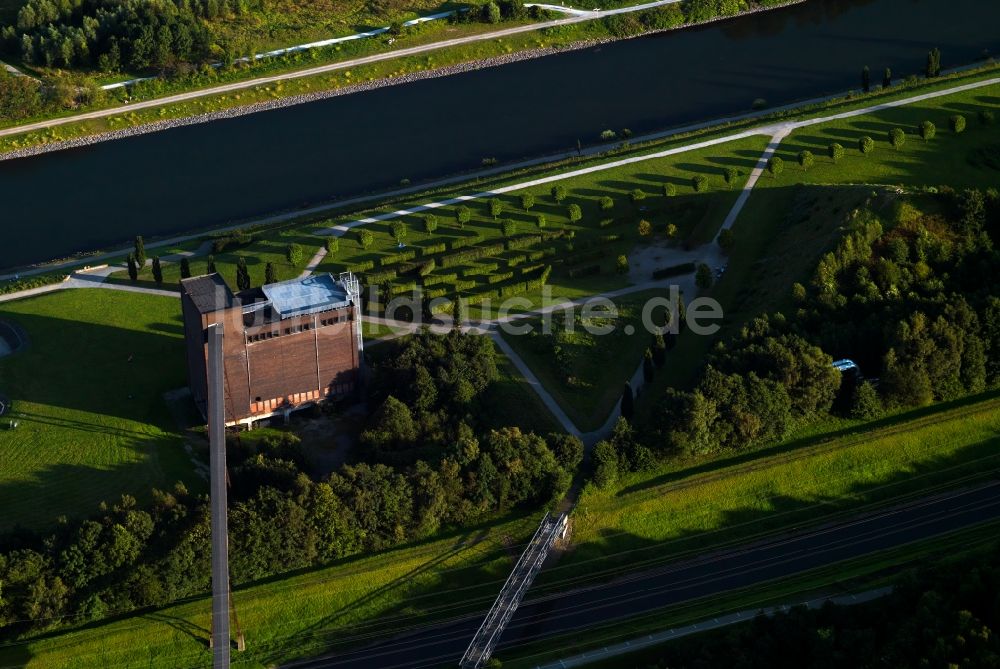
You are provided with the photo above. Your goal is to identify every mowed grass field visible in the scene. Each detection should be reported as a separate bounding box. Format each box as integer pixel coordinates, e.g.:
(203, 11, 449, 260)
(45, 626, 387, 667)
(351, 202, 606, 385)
(0, 289, 197, 531)
(562, 393, 1000, 578)
(0, 514, 539, 669)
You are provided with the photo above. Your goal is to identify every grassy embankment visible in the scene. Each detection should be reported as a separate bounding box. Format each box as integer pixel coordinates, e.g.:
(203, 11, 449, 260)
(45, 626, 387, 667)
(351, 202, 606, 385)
(0, 290, 198, 531)
(3, 387, 997, 668)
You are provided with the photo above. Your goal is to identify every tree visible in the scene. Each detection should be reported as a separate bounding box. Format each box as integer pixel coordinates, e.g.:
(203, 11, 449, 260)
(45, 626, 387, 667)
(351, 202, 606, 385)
(151, 257, 162, 284)
(638, 219, 652, 236)
(695, 262, 713, 288)
(551, 184, 567, 203)
(850, 381, 882, 420)
(501, 219, 517, 237)
(483, 0, 501, 23)
(536, 214, 547, 229)
(599, 196, 614, 211)
(798, 150, 814, 170)
(663, 183, 677, 197)
(643, 348, 655, 383)
(620, 382, 634, 420)
(236, 256, 251, 291)
(616, 254, 629, 274)
(631, 188, 646, 203)
(489, 198, 503, 220)
(520, 193, 534, 212)
(919, 120, 936, 140)
(859, 135, 874, 155)
(180, 257, 191, 279)
(423, 215, 438, 234)
(882, 67, 891, 89)
(692, 175, 708, 192)
(390, 221, 407, 245)
(950, 114, 966, 134)
(591, 440, 619, 489)
(926, 47, 941, 77)
(861, 65, 870, 93)
(666, 223, 678, 238)
(567, 203, 582, 223)
(264, 262, 277, 285)
(766, 156, 784, 177)
(133, 235, 146, 269)
(828, 142, 844, 163)
(286, 243, 304, 266)
(359, 229, 374, 249)
(718, 228, 735, 252)
(456, 205, 471, 228)
(888, 127, 906, 150)
(452, 296, 466, 330)
(126, 254, 138, 281)
(206, 255, 216, 273)
(723, 167, 739, 187)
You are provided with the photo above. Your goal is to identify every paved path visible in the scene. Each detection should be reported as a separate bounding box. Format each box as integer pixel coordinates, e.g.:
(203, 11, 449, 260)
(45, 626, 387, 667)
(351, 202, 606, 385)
(285, 482, 1000, 668)
(532, 587, 893, 668)
(0, 0, 683, 141)
(300, 247, 329, 278)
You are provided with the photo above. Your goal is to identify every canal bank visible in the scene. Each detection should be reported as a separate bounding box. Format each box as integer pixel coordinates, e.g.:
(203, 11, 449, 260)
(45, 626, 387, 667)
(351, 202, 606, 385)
(1, 0, 998, 270)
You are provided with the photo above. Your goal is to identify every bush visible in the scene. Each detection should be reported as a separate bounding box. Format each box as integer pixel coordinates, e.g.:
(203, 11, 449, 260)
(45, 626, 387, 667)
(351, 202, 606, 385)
(950, 114, 966, 133)
(423, 215, 438, 234)
(919, 120, 936, 140)
(591, 440, 619, 489)
(501, 219, 517, 237)
(536, 213, 547, 229)
(888, 127, 906, 150)
(850, 381, 882, 420)
(421, 242, 447, 256)
(551, 184, 567, 202)
(358, 229, 374, 249)
(286, 243, 304, 267)
(692, 175, 709, 192)
(980, 110, 996, 126)
(724, 167, 739, 186)
(631, 188, 646, 203)
(663, 183, 677, 197)
(859, 135, 875, 155)
(798, 150, 814, 170)
(616, 254, 629, 274)
(325, 237, 339, 254)
(766, 156, 783, 176)
(695, 262, 713, 288)
(718, 228, 735, 252)
(567, 203, 583, 223)
(828, 143, 845, 163)
(600, 196, 615, 211)
(638, 219, 652, 236)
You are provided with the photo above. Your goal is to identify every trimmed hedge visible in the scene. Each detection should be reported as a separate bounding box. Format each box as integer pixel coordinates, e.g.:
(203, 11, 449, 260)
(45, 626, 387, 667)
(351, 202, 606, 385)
(506, 234, 542, 251)
(417, 260, 436, 277)
(448, 235, 484, 251)
(487, 272, 515, 285)
(507, 254, 527, 268)
(379, 250, 417, 267)
(348, 260, 375, 273)
(651, 262, 696, 279)
(366, 269, 397, 284)
(461, 263, 499, 277)
(424, 273, 458, 286)
(439, 242, 505, 268)
(421, 242, 447, 256)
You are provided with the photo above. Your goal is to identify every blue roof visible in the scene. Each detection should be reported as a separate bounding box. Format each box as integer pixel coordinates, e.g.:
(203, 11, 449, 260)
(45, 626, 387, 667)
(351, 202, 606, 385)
(260, 274, 352, 319)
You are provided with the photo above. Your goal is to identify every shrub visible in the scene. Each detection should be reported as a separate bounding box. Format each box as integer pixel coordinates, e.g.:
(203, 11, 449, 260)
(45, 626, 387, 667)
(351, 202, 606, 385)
(421, 242, 447, 256)
(859, 135, 875, 155)
(599, 196, 614, 211)
(391, 221, 407, 244)
(424, 272, 457, 286)
(520, 192, 535, 212)
(358, 229, 374, 249)
(592, 441, 619, 489)
(423, 215, 438, 234)
(599, 218, 617, 229)
(600, 129, 617, 140)
(325, 237, 339, 254)
(417, 261, 436, 277)
(980, 110, 996, 126)
(850, 381, 882, 420)
(487, 272, 514, 284)
(766, 156, 783, 176)
(663, 183, 677, 197)
(692, 175, 709, 192)
(695, 262, 713, 288)
(638, 219, 652, 236)
(665, 223, 678, 238)
(828, 143, 844, 163)
(888, 127, 906, 150)
(286, 243, 304, 267)
(501, 219, 517, 237)
(567, 203, 583, 223)
(456, 205, 472, 228)
(798, 150, 814, 170)
(718, 228, 735, 252)
(506, 234, 542, 251)
(919, 120, 936, 140)
(347, 260, 374, 273)
(551, 184, 567, 203)
(616, 254, 629, 274)
(631, 188, 646, 203)
(949, 114, 966, 133)
(723, 167, 739, 186)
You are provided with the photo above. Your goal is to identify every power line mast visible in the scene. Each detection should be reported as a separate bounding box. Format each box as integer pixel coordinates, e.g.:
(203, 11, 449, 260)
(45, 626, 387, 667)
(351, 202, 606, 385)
(207, 323, 231, 668)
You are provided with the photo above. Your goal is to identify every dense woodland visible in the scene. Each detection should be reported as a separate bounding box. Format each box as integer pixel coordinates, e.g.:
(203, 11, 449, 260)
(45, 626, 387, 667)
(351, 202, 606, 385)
(0, 332, 580, 637)
(632, 546, 1000, 668)
(592, 187, 1000, 482)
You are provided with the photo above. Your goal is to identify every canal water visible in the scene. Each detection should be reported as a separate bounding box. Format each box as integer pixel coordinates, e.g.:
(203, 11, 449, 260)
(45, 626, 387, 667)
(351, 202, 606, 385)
(2, 0, 998, 269)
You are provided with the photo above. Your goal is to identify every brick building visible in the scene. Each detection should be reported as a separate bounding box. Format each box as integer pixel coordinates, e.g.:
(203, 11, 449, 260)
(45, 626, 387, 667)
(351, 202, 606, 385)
(180, 272, 362, 426)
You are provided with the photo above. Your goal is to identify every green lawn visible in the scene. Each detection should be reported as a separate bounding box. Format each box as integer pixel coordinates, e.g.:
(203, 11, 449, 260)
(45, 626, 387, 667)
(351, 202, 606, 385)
(0, 513, 538, 669)
(500, 288, 676, 432)
(561, 393, 1000, 579)
(0, 289, 197, 531)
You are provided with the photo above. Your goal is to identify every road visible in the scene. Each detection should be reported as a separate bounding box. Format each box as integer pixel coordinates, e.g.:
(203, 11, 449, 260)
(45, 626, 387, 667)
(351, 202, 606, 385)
(0, 0, 682, 141)
(283, 481, 1000, 668)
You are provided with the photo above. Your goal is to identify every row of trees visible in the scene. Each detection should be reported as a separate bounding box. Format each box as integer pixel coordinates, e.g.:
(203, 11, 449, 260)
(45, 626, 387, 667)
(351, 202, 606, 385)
(0, 331, 581, 636)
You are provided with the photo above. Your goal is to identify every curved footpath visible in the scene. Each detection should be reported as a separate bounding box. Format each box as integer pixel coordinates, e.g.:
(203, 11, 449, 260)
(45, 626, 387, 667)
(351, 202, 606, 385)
(284, 482, 1000, 668)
